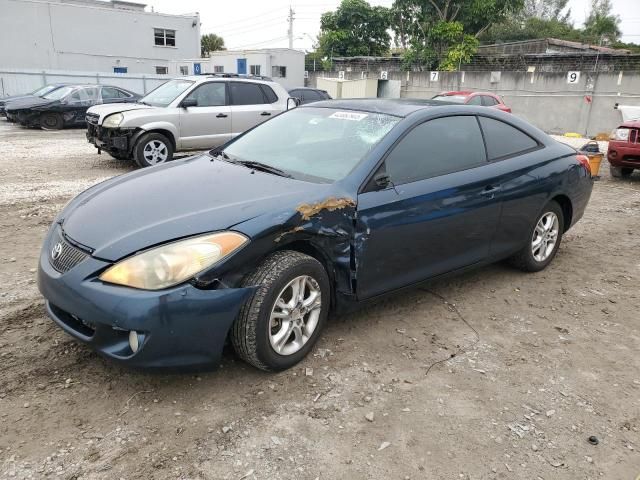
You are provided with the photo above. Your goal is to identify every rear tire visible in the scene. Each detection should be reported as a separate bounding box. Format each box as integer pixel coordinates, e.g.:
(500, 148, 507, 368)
(231, 251, 330, 371)
(509, 201, 564, 272)
(610, 166, 633, 178)
(133, 132, 173, 168)
(40, 113, 64, 130)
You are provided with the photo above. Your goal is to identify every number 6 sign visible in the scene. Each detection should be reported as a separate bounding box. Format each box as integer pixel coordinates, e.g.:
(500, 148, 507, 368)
(567, 71, 580, 84)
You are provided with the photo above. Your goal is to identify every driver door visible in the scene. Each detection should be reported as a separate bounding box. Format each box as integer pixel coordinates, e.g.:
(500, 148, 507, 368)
(179, 82, 232, 150)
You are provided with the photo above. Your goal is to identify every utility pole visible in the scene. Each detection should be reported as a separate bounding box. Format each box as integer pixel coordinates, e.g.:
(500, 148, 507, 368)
(287, 5, 295, 49)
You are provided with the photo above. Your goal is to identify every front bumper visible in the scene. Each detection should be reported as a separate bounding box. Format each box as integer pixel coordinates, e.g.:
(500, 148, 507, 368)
(607, 142, 640, 168)
(86, 121, 133, 156)
(37, 227, 255, 369)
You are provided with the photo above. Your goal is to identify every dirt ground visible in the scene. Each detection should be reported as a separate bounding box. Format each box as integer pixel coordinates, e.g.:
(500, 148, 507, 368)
(0, 121, 638, 480)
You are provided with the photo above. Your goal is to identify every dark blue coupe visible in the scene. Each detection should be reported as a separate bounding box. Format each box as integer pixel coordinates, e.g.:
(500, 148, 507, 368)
(38, 99, 593, 371)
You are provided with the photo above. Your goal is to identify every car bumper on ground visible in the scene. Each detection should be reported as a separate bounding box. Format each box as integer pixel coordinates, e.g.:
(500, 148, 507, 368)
(37, 227, 255, 370)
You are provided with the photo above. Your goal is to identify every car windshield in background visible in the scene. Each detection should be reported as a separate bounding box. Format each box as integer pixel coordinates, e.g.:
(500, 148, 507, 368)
(432, 94, 467, 103)
(33, 85, 59, 97)
(43, 86, 75, 100)
(140, 79, 194, 107)
(221, 107, 400, 183)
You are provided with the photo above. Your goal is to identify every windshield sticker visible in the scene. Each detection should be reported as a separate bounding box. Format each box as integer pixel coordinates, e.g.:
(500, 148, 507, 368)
(329, 111, 368, 121)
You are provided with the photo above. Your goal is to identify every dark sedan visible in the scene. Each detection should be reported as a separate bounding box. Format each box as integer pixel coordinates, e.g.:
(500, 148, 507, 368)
(288, 87, 332, 105)
(0, 84, 68, 118)
(6, 84, 140, 129)
(38, 99, 593, 371)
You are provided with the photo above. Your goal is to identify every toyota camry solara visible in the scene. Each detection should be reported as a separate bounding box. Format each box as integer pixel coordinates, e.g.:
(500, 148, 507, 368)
(38, 99, 593, 371)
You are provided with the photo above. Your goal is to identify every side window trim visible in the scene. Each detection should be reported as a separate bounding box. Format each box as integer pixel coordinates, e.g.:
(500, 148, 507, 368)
(360, 114, 489, 193)
(476, 114, 543, 162)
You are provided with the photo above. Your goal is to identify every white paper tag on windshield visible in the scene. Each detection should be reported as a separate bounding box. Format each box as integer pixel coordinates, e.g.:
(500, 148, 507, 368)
(329, 111, 368, 121)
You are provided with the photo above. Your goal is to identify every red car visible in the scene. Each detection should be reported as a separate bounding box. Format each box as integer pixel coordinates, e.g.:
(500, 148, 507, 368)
(432, 91, 512, 113)
(607, 121, 640, 177)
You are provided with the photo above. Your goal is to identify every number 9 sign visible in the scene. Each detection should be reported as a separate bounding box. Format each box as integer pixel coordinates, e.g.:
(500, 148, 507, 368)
(567, 71, 580, 84)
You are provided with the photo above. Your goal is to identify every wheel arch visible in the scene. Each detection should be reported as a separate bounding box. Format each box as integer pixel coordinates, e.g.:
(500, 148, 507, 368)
(550, 194, 573, 232)
(132, 124, 178, 151)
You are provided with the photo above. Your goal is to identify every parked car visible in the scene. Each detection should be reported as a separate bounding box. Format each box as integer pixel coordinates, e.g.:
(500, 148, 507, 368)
(288, 87, 332, 105)
(5, 85, 140, 130)
(38, 99, 593, 371)
(85, 75, 292, 167)
(432, 91, 512, 113)
(0, 84, 68, 118)
(607, 121, 640, 177)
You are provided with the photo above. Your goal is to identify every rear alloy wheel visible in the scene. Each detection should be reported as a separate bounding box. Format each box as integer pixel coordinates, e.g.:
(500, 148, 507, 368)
(133, 132, 173, 168)
(40, 113, 64, 130)
(509, 201, 564, 272)
(231, 251, 330, 371)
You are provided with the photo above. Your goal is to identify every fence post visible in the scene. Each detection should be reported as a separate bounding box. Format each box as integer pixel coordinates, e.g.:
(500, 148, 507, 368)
(42, 70, 47, 87)
(96, 72, 100, 84)
(142, 75, 147, 94)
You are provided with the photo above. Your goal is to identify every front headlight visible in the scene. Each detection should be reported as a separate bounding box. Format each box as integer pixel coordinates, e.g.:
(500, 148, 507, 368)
(99, 232, 248, 290)
(102, 113, 124, 128)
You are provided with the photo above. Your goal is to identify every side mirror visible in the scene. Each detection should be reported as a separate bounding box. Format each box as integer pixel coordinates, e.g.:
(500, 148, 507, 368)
(286, 97, 300, 110)
(374, 172, 391, 190)
(181, 97, 197, 108)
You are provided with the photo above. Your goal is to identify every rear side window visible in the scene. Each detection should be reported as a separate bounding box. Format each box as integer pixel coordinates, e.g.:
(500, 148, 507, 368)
(467, 96, 482, 105)
(385, 116, 487, 185)
(482, 96, 499, 106)
(260, 85, 278, 103)
(101, 87, 130, 100)
(304, 90, 324, 102)
(478, 116, 538, 160)
(230, 82, 267, 105)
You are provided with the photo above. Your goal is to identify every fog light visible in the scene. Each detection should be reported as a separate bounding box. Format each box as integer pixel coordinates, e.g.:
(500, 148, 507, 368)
(129, 330, 139, 353)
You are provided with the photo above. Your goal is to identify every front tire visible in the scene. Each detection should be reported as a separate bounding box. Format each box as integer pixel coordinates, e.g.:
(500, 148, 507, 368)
(509, 201, 564, 272)
(231, 251, 330, 371)
(133, 132, 173, 168)
(610, 166, 633, 178)
(40, 112, 64, 130)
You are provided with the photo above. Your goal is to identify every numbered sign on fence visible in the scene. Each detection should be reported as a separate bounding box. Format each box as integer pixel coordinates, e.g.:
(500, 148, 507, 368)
(567, 71, 580, 84)
(430, 71, 439, 82)
(338, 71, 345, 80)
(380, 71, 388, 80)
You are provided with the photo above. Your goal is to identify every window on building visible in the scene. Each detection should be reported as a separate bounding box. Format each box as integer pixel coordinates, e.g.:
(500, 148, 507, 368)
(384, 116, 487, 185)
(478, 116, 539, 161)
(229, 82, 267, 105)
(154, 28, 176, 47)
(113, 67, 128, 74)
(213, 65, 224, 73)
(250, 65, 261, 76)
(155, 66, 169, 75)
(271, 66, 287, 78)
(179, 66, 189, 75)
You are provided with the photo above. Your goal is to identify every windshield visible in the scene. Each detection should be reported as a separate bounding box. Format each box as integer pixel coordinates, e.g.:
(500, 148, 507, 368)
(432, 94, 467, 103)
(140, 79, 194, 107)
(43, 86, 75, 100)
(31, 85, 59, 97)
(221, 107, 400, 183)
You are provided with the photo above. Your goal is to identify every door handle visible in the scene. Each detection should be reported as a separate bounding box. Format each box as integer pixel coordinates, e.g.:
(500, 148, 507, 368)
(216, 113, 228, 118)
(260, 111, 271, 116)
(480, 185, 501, 196)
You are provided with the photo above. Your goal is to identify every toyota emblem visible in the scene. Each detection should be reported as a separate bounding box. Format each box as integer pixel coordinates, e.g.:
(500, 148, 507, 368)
(51, 243, 63, 260)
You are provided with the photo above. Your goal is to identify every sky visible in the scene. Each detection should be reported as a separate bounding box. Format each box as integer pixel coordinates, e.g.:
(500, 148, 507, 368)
(144, 0, 639, 51)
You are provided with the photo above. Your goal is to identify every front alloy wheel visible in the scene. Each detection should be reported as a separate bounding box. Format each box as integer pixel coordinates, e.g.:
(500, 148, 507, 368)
(133, 132, 174, 168)
(231, 251, 330, 371)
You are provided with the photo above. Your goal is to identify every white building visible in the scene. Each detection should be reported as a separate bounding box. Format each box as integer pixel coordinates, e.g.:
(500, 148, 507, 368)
(0, 0, 200, 75)
(176, 49, 305, 90)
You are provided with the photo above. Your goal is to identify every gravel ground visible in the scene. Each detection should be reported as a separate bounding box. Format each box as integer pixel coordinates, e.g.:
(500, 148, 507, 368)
(0, 121, 639, 480)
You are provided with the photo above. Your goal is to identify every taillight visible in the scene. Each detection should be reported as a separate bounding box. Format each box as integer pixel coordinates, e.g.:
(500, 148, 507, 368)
(576, 154, 591, 176)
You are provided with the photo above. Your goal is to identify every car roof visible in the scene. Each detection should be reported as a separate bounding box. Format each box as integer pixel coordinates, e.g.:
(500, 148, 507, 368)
(288, 86, 325, 92)
(182, 75, 276, 85)
(301, 98, 458, 117)
(620, 120, 640, 128)
(437, 91, 499, 97)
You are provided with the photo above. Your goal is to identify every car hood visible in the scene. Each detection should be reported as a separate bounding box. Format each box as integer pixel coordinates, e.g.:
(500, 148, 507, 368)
(0, 94, 39, 105)
(60, 155, 329, 261)
(5, 97, 56, 111)
(87, 103, 155, 124)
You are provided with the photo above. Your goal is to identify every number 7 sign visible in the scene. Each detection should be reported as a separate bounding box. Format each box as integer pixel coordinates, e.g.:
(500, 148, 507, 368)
(430, 71, 439, 82)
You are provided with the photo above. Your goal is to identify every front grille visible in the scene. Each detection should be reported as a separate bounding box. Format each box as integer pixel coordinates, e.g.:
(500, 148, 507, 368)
(49, 230, 89, 273)
(86, 113, 99, 125)
(629, 128, 639, 144)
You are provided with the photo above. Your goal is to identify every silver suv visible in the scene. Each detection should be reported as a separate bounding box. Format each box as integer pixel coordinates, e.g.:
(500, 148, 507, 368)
(86, 75, 292, 167)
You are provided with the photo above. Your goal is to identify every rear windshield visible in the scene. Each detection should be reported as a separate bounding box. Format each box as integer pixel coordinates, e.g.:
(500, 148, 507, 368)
(140, 79, 194, 107)
(432, 94, 467, 103)
(43, 86, 74, 100)
(221, 107, 400, 183)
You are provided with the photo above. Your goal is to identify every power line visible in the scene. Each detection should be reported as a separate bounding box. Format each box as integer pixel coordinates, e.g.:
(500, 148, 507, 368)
(229, 35, 290, 50)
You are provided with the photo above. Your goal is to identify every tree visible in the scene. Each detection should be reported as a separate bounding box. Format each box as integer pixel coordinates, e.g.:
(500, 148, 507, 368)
(582, 0, 621, 44)
(522, 0, 570, 22)
(201, 33, 225, 57)
(318, 0, 391, 57)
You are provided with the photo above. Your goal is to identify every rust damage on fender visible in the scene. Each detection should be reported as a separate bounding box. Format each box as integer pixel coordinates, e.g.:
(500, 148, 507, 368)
(274, 226, 305, 243)
(296, 197, 356, 221)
